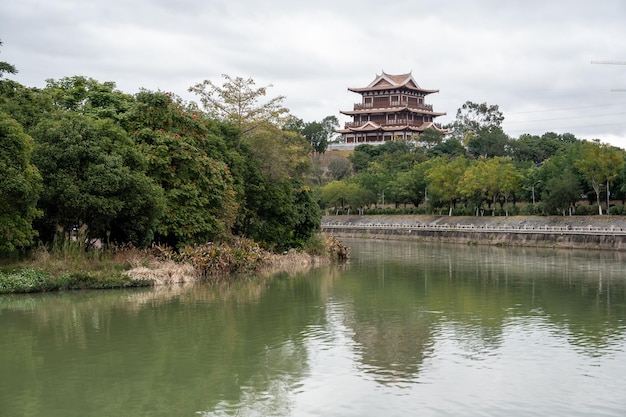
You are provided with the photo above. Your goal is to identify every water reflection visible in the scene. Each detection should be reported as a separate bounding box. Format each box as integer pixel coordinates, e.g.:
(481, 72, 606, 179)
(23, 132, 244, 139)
(1, 240, 626, 417)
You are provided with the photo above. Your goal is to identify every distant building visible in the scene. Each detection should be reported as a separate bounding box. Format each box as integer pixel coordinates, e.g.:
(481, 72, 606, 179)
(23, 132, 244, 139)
(337, 72, 447, 145)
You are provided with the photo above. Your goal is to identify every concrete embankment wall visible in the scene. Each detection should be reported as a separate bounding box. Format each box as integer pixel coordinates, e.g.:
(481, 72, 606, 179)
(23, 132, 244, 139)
(321, 215, 626, 250)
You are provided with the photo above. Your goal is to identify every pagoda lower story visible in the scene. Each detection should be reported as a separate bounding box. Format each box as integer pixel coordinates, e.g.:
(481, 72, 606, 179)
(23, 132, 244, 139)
(337, 72, 447, 144)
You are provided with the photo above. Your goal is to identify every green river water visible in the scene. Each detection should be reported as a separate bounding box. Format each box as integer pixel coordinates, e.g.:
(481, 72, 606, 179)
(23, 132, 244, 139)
(1, 238, 626, 417)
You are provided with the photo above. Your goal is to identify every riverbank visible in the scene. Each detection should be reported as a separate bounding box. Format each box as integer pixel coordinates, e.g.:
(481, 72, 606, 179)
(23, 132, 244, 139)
(0, 236, 349, 294)
(322, 215, 626, 250)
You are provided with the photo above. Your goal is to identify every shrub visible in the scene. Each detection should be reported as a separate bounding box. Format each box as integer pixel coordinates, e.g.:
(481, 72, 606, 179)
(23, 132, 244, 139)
(0, 269, 51, 293)
(0, 267, 153, 294)
(177, 238, 269, 278)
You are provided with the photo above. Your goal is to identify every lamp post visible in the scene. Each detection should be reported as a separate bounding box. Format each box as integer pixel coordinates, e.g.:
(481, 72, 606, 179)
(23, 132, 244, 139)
(532, 180, 541, 206)
(607, 179, 610, 215)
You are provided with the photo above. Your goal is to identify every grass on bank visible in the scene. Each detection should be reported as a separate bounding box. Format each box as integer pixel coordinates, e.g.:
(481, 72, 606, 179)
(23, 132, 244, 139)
(0, 234, 349, 294)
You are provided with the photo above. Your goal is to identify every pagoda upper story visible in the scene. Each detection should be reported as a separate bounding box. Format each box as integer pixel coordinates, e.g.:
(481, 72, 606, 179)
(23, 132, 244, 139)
(337, 72, 447, 144)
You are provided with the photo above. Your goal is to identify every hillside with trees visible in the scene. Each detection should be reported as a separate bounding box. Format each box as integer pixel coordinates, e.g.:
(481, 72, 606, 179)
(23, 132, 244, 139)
(317, 101, 626, 218)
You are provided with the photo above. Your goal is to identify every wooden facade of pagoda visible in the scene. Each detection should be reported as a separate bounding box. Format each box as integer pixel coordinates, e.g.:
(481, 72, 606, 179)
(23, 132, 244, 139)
(337, 72, 447, 144)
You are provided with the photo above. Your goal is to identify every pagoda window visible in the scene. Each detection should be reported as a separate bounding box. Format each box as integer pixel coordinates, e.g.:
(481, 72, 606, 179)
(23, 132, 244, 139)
(391, 95, 400, 106)
(374, 96, 387, 106)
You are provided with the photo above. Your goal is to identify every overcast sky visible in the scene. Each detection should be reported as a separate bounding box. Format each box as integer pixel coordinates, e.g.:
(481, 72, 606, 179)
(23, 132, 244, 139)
(2, 1, 626, 147)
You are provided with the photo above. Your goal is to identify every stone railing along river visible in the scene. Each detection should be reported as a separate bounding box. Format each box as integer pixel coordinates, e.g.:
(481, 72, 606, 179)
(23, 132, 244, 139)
(321, 215, 626, 250)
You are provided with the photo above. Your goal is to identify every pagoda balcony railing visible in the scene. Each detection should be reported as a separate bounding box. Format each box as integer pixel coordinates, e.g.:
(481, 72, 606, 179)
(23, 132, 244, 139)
(353, 102, 433, 111)
(345, 120, 433, 128)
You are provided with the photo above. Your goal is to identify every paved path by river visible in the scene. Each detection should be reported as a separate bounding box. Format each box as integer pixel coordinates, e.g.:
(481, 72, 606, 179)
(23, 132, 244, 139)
(322, 215, 626, 236)
(321, 215, 626, 249)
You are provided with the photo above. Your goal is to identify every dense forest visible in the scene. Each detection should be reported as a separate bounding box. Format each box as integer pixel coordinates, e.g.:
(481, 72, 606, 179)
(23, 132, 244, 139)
(2, 40, 626, 258)
(1, 54, 329, 255)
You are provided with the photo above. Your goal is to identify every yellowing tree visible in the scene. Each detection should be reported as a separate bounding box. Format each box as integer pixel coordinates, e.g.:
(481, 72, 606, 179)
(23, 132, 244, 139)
(425, 157, 469, 216)
(575, 140, 625, 215)
(459, 157, 522, 216)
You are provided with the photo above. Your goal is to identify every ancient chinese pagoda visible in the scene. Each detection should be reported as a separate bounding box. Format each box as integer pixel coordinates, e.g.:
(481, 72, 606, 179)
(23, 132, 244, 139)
(337, 72, 447, 144)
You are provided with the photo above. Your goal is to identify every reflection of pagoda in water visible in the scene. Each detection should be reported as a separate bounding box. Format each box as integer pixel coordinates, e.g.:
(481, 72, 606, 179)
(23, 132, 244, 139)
(337, 71, 447, 145)
(348, 313, 433, 384)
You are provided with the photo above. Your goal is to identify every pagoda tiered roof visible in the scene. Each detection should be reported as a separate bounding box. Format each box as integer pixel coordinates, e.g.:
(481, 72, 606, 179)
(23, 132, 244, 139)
(337, 121, 445, 134)
(347, 71, 439, 94)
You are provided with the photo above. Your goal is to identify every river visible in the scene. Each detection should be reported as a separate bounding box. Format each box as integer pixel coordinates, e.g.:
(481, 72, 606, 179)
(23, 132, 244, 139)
(1, 239, 626, 416)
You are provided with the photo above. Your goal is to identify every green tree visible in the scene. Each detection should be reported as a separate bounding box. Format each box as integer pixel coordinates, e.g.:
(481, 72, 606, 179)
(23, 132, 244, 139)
(541, 168, 581, 216)
(189, 74, 289, 133)
(231, 133, 320, 250)
(459, 157, 522, 215)
(301, 116, 339, 154)
(391, 161, 429, 207)
(535, 148, 584, 209)
(491, 157, 523, 214)
(417, 127, 445, 150)
(448, 100, 504, 140)
(44, 76, 133, 121)
(349, 144, 380, 173)
(320, 180, 372, 214)
(575, 140, 625, 215)
(126, 90, 237, 246)
(0, 112, 42, 254)
(356, 161, 392, 207)
(511, 132, 575, 164)
(466, 126, 511, 159)
(246, 122, 311, 181)
(425, 157, 469, 215)
(428, 137, 467, 158)
(320, 180, 349, 210)
(0, 80, 54, 132)
(0, 40, 17, 79)
(31, 112, 164, 247)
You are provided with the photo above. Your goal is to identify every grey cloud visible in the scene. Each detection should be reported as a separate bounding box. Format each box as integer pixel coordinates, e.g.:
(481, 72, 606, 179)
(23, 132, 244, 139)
(1, 0, 625, 145)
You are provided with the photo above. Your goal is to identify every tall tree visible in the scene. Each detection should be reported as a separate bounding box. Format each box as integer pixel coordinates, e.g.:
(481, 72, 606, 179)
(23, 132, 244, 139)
(44, 76, 133, 121)
(459, 157, 522, 215)
(575, 140, 625, 215)
(466, 126, 511, 159)
(511, 132, 574, 164)
(31, 112, 164, 247)
(189, 74, 290, 133)
(418, 126, 445, 150)
(428, 137, 467, 158)
(541, 168, 581, 216)
(301, 115, 339, 154)
(391, 161, 429, 207)
(448, 101, 504, 140)
(0, 40, 18, 79)
(0, 112, 42, 254)
(125, 90, 237, 246)
(425, 157, 469, 215)
(0, 80, 54, 132)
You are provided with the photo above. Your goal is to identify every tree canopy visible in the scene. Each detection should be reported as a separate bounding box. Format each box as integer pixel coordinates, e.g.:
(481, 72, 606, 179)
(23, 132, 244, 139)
(189, 74, 290, 134)
(0, 111, 41, 254)
(0, 40, 18, 79)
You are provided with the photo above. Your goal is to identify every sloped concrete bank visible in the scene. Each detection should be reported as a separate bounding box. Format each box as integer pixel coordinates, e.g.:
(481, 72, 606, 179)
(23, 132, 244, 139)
(321, 215, 626, 250)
